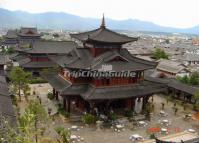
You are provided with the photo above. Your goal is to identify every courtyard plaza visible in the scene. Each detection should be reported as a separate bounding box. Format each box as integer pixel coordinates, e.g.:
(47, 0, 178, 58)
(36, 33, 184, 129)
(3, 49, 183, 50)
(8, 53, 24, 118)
(17, 83, 199, 143)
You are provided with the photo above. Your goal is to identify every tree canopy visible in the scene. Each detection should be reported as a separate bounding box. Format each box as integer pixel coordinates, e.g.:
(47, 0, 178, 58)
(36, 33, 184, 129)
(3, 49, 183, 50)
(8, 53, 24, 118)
(177, 72, 199, 85)
(10, 67, 32, 99)
(152, 48, 168, 60)
(0, 100, 49, 143)
(18, 101, 49, 143)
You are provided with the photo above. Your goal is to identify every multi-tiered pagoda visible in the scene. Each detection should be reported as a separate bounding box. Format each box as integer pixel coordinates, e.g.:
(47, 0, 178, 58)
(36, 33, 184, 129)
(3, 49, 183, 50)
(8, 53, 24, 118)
(44, 16, 165, 114)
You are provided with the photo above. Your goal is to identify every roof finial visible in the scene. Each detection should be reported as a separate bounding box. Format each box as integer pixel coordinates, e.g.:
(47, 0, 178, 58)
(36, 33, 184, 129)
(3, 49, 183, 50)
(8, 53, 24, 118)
(100, 13, 106, 28)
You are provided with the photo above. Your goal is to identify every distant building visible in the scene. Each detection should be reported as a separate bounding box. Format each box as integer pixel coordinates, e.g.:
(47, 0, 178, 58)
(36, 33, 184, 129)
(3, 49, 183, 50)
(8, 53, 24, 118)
(156, 59, 190, 78)
(1, 29, 18, 47)
(192, 38, 199, 46)
(18, 27, 41, 44)
(183, 53, 199, 66)
(1, 27, 41, 48)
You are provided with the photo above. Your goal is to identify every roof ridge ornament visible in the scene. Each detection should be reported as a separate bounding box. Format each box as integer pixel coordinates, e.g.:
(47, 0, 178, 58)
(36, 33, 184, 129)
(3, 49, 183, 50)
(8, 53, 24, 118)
(100, 13, 106, 28)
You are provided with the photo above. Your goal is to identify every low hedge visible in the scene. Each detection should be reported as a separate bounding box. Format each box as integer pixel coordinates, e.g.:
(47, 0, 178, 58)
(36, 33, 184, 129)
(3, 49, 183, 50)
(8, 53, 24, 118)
(47, 93, 54, 100)
(30, 77, 47, 84)
(82, 113, 96, 125)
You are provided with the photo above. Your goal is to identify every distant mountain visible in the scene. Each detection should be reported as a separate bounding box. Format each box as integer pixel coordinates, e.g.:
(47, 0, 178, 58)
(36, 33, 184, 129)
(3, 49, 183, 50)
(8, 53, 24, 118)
(0, 8, 199, 34)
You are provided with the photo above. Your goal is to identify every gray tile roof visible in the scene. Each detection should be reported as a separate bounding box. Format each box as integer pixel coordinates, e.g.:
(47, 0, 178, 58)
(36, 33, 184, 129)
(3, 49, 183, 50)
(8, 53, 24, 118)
(145, 77, 199, 95)
(81, 81, 166, 100)
(168, 80, 199, 95)
(49, 48, 157, 71)
(71, 27, 138, 44)
(0, 54, 8, 65)
(18, 27, 40, 37)
(0, 76, 16, 125)
(42, 73, 71, 92)
(183, 53, 199, 62)
(156, 59, 188, 74)
(4, 29, 18, 39)
(0, 75, 7, 84)
(17, 41, 77, 54)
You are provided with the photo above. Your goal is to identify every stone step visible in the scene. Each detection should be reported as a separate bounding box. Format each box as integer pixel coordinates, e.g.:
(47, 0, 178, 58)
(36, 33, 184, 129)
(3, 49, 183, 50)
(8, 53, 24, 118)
(70, 114, 82, 122)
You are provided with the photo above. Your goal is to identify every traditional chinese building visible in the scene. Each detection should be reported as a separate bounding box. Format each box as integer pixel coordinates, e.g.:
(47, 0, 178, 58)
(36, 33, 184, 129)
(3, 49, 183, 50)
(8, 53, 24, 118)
(156, 59, 190, 78)
(18, 27, 41, 44)
(43, 17, 166, 114)
(1, 30, 18, 47)
(1, 27, 41, 48)
(11, 41, 77, 76)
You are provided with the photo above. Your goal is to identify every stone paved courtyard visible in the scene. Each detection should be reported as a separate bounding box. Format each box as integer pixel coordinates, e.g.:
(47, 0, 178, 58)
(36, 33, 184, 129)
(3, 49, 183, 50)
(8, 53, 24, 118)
(17, 83, 199, 143)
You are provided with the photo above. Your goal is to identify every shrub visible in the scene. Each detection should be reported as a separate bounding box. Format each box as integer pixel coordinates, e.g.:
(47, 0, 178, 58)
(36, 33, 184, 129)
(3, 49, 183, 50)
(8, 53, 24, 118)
(193, 104, 199, 111)
(82, 113, 96, 125)
(30, 77, 47, 84)
(149, 134, 156, 139)
(47, 92, 54, 100)
(55, 127, 71, 143)
(11, 95, 18, 106)
(124, 110, 134, 117)
(109, 113, 117, 121)
(58, 106, 70, 118)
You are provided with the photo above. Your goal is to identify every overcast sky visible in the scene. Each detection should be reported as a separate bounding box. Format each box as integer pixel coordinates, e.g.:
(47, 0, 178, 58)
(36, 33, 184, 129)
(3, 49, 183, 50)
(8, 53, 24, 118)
(0, 0, 199, 28)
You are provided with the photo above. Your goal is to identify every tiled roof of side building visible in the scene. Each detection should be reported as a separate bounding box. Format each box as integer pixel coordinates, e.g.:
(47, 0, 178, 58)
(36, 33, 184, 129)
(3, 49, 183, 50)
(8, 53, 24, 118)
(156, 59, 188, 74)
(42, 73, 71, 92)
(145, 76, 199, 95)
(17, 41, 77, 54)
(168, 79, 199, 95)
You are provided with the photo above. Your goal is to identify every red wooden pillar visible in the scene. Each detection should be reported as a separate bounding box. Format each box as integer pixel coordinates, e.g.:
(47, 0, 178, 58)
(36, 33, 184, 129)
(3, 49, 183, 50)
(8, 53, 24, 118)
(142, 96, 147, 110)
(53, 88, 56, 97)
(67, 97, 71, 113)
(55, 91, 59, 101)
(125, 98, 132, 109)
(131, 98, 135, 110)
(63, 98, 66, 109)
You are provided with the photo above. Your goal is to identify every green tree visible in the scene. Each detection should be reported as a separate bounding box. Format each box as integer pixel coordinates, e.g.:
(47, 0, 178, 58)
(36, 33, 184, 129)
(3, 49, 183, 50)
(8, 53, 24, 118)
(189, 72, 199, 85)
(176, 75, 189, 84)
(82, 113, 96, 125)
(55, 127, 71, 143)
(152, 48, 168, 60)
(165, 39, 170, 44)
(10, 67, 32, 100)
(18, 110, 36, 143)
(193, 92, 199, 104)
(18, 101, 49, 143)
